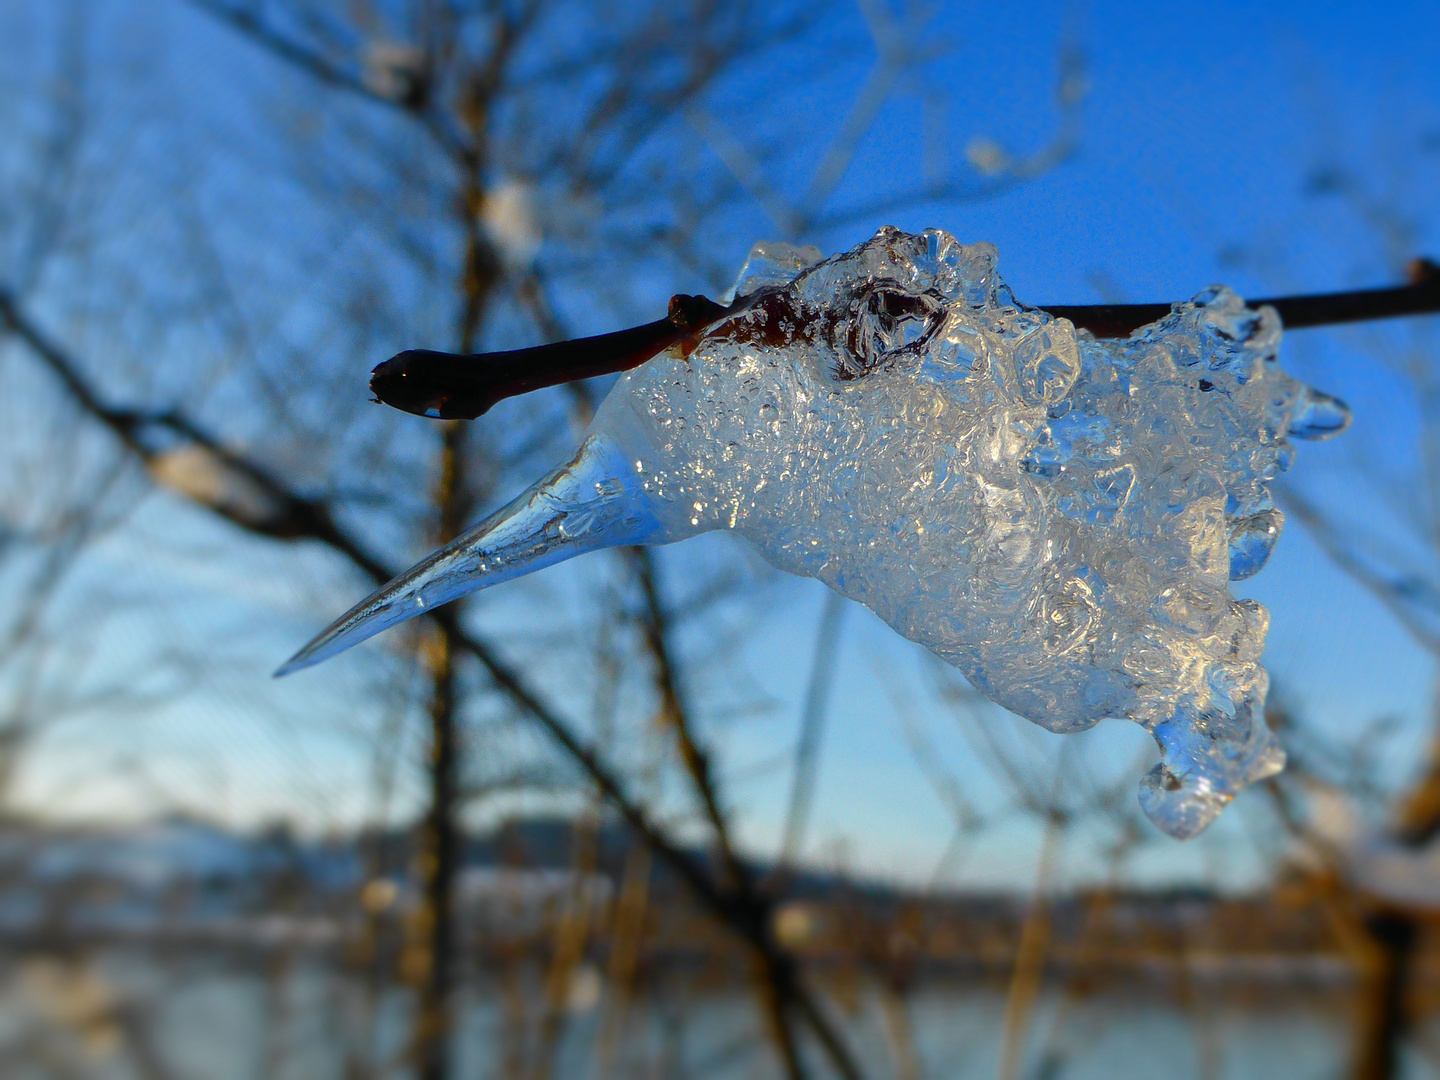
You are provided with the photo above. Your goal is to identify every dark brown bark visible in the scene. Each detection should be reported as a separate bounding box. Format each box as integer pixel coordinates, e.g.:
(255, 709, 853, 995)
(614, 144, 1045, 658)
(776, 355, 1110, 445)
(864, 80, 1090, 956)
(1048, 257, 1440, 338)
(369, 262, 1440, 421)
(1352, 912, 1418, 1080)
(373, 294, 729, 420)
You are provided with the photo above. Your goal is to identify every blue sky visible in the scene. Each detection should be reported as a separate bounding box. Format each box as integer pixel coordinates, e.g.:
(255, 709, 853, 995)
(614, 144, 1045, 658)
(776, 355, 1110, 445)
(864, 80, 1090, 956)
(7, 0, 1440, 891)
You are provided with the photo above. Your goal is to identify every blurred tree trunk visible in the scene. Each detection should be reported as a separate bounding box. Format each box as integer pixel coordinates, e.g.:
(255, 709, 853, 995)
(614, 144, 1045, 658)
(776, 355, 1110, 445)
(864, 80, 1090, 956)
(1351, 911, 1417, 1080)
(416, 568, 460, 1080)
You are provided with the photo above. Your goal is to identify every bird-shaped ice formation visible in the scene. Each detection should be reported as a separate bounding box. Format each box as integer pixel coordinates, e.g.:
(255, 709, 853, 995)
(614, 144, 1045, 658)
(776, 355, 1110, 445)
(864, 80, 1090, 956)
(281, 227, 1350, 839)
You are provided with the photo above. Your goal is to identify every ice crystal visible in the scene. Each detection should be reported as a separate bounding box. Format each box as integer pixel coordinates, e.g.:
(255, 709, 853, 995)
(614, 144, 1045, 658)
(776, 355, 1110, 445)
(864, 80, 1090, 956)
(283, 227, 1350, 839)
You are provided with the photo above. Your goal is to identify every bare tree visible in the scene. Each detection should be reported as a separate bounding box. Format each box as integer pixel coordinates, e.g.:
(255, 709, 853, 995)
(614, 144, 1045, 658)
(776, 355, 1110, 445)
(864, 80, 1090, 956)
(0, 1, 1085, 1077)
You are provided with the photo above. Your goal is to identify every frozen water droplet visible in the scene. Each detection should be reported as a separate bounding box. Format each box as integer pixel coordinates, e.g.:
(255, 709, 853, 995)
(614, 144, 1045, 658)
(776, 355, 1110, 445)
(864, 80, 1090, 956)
(1138, 762, 1226, 840)
(1289, 387, 1351, 440)
(1227, 507, 1284, 580)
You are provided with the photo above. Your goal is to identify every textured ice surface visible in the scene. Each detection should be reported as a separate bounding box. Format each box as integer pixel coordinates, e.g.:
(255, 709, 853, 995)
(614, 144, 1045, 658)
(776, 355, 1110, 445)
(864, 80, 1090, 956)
(284, 227, 1349, 839)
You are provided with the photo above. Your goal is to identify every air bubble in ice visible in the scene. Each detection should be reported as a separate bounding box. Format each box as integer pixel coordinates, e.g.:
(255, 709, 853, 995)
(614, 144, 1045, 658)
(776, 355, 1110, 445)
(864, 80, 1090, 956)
(1228, 508, 1284, 581)
(1290, 387, 1352, 440)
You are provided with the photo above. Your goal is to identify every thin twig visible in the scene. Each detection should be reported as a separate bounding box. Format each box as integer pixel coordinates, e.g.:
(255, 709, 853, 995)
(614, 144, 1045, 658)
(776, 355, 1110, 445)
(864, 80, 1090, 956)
(778, 590, 846, 869)
(625, 545, 840, 1078)
(628, 549, 738, 871)
(184, 0, 472, 162)
(367, 262, 1440, 420)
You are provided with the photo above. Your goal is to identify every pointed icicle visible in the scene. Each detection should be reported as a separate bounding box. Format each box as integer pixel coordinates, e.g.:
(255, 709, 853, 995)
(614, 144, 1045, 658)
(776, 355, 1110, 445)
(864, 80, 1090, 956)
(276, 434, 663, 675)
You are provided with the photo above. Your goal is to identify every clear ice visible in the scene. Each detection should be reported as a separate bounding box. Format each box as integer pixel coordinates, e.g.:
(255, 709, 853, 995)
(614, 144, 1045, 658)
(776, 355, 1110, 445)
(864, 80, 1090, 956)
(282, 227, 1350, 839)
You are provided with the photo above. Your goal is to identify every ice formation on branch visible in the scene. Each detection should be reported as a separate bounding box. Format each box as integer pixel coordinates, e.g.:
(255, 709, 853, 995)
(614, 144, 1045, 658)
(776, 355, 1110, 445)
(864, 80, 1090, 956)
(281, 227, 1350, 839)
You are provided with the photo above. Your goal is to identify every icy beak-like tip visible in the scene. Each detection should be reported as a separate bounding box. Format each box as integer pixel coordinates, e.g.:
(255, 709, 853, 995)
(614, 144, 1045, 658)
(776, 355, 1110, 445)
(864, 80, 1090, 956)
(273, 643, 326, 678)
(273, 615, 374, 678)
(273, 580, 439, 678)
(274, 433, 641, 678)
(272, 543, 460, 678)
(273, 605, 413, 678)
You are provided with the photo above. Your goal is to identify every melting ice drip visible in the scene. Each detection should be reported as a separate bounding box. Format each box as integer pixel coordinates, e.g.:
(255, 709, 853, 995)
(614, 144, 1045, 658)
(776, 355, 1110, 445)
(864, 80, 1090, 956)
(282, 227, 1350, 839)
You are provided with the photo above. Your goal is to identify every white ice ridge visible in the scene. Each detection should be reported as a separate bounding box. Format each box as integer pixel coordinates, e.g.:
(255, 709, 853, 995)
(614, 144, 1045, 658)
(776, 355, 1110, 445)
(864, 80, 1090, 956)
(282, 227, 1350, 839)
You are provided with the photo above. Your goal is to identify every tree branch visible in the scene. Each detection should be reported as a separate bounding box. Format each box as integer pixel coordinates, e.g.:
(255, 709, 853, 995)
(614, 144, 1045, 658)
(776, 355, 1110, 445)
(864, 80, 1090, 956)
(368, 261, 1440, 420)
(778, 590, 846, 870)
(186, 0, 472, 162)
(1045, 257, 1440, 338)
